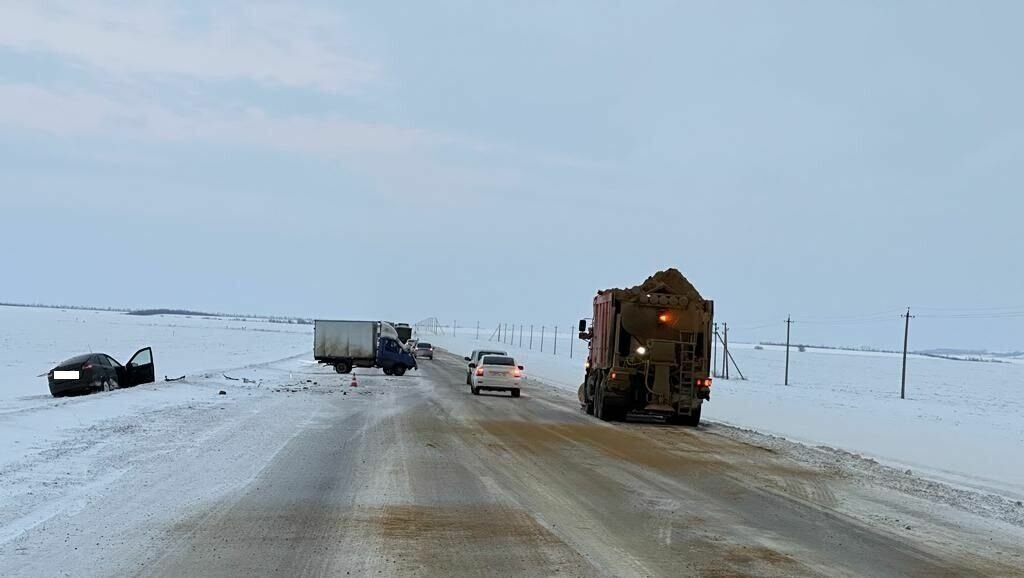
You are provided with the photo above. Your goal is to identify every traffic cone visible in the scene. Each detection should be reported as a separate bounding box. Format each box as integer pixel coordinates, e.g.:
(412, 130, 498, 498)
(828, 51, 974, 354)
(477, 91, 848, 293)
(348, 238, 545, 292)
(350, 374, 358, 387)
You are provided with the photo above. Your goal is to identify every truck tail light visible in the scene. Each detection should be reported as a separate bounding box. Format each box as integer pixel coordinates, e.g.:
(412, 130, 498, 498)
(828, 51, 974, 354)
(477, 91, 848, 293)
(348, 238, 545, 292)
(696, 378, 712, 387)
(475, 367, 484, 376)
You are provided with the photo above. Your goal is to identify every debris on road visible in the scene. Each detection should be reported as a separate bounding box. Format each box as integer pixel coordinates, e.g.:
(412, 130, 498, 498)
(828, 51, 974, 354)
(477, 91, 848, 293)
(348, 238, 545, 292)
(165, 375, 186, 382)
(218, 390, 227, 395)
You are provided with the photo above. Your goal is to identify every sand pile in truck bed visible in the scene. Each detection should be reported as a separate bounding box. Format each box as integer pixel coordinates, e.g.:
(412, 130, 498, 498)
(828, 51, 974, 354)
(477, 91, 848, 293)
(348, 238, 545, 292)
(600, 268, 705, 302)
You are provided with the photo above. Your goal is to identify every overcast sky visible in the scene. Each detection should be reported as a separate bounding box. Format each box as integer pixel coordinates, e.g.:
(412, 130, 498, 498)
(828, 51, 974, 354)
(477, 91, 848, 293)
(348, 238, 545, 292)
(2, 1, 1022, 350)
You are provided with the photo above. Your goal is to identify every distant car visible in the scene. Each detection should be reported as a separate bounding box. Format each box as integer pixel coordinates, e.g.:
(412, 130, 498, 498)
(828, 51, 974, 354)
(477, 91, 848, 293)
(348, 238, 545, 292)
(47, 347, 156, 397)
(469, 354, 523, 398)
(414, 342, 434, 359)
(464, 349, 508, 385)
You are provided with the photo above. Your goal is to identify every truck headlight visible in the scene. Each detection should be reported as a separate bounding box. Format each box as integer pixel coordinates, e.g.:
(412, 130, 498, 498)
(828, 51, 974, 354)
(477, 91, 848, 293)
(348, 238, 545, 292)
(635, 346, 647, 355)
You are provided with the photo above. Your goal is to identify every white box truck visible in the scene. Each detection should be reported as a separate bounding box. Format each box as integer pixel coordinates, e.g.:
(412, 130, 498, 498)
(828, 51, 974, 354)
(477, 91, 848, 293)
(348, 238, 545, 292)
(313, 320, 418, 376)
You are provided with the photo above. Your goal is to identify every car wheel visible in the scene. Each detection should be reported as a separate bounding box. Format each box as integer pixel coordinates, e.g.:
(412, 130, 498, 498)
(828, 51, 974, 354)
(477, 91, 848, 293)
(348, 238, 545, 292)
(392, 366, 407, 377)
(511, 389, 521, 398)
(466, 373, 472, 385)
(102, 378, 115, 392)
(471, 386, 479, 395)
(334, 362, 352, 374)
(383, 367, 393, 376)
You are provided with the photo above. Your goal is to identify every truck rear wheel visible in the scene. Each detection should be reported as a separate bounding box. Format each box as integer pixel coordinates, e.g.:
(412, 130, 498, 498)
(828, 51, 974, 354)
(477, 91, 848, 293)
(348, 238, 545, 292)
(594, 382, 621, 422)
(391, 366, 407, 377)
(670, 406, 702, 427)
(687, 406, 702, 427)
(334, 362, 352, 374)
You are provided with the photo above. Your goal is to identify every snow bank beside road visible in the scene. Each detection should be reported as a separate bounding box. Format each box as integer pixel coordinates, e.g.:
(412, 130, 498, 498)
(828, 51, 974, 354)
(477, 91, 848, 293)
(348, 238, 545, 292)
(425, 332, 1024, 498)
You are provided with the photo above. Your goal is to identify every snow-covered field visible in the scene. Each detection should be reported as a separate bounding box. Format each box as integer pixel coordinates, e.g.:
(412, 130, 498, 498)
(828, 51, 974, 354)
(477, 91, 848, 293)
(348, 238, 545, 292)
(422, 330, 1024, 500)
(0, 306, 313, 509)
(0, 306, 312, 401)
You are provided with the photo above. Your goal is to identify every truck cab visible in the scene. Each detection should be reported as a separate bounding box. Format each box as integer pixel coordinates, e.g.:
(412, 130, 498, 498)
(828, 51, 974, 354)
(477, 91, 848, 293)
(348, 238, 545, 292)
(379, 337, 417, 376)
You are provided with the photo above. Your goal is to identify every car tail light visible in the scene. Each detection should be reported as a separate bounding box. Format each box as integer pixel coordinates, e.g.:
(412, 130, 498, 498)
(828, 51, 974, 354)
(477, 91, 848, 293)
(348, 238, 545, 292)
(82, 363, 93, 370)
(696, 378, 712, 387)
(475, 367, 484, 376)
(513, 369, 521, 377)
(610, 372, 617, 380)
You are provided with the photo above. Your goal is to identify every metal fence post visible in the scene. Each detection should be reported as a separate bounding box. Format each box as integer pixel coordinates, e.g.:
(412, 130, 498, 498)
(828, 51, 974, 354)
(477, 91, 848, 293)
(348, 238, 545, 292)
(541, 326, 545, 352)
(554, 326, 558, 355)
(519, 325, 523, 347)
(529, 325, 534, 349)
(570, 324, 574, 358)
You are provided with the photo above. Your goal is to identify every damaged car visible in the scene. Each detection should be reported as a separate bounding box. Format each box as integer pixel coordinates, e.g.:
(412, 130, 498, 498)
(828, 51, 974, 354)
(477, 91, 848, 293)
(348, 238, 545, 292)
(47, 347, 156, 397)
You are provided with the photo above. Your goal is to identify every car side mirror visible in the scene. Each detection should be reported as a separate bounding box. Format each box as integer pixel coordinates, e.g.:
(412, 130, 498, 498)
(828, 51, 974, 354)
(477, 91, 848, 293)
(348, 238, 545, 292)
(518, 365, 524, 371)
(468, 363, 476, 368)
(464, 356, 471, 362)
(578, 319, 587, 332)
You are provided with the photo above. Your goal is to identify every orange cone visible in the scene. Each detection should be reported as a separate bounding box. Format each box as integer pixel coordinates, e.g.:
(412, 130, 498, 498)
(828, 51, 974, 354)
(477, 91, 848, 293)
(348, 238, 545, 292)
(350, 374, 358, 387)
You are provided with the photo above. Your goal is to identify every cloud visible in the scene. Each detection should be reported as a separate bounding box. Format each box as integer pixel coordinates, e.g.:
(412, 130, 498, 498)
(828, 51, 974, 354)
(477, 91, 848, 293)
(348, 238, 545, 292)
(0, 82, 521, 199)
(0, 1, 376, 93)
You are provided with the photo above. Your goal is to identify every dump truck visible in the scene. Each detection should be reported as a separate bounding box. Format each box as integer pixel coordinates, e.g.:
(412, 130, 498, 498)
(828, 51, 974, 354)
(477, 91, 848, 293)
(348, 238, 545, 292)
(314, 320, 417, 376)
(578, 268, 713, 425)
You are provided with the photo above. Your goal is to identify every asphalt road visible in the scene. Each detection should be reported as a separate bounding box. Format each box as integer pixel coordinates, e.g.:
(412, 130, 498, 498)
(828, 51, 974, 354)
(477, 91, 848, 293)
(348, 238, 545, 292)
(112, 351, 1018, 578)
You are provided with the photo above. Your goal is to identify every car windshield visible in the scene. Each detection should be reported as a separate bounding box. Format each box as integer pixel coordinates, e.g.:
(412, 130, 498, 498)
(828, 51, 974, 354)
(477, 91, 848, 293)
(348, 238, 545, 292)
(416, 343, 432, 348)
(481, 356, 515, 366)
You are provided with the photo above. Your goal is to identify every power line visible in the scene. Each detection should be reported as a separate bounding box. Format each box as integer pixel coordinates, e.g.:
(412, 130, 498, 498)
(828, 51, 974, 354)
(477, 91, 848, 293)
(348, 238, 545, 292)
(917, 311, 1024, 319)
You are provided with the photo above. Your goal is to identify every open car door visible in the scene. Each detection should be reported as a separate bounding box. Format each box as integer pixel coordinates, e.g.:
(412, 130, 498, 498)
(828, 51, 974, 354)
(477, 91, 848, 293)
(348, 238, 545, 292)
(124, 347, 155, 387)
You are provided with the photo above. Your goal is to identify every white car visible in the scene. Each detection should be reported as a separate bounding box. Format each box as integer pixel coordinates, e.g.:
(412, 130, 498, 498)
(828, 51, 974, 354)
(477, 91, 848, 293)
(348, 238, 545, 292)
(464, 349, 508, 385)
(469, 354, 523, 398)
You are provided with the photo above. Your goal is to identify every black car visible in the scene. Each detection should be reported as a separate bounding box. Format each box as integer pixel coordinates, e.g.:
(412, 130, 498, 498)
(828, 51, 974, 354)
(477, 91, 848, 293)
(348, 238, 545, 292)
(47, 347, 156, 397)
(414, 342, 434, 360)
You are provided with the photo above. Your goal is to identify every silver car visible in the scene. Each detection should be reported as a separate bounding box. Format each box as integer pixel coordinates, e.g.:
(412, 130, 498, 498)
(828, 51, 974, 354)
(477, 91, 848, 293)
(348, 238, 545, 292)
(414, 342, 434, 360)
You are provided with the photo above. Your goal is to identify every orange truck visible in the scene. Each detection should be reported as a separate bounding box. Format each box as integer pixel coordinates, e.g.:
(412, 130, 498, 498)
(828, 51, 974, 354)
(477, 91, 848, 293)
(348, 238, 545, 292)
(578, 269, 714, 425)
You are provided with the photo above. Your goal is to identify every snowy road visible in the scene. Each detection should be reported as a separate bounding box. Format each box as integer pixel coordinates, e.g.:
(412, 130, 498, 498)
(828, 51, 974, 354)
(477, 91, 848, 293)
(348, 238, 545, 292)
(2, 351, 1022, 577)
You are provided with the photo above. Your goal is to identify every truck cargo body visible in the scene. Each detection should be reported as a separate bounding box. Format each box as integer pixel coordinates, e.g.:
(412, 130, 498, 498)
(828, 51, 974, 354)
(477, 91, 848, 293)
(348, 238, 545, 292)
(314, 320, 417, 376)
(581, 269, 713, 425)
(315, 320, 378, 360)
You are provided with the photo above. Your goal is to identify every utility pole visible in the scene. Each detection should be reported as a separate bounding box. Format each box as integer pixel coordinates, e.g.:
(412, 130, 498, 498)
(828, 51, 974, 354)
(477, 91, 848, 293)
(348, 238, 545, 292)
(901, 307, 914, 400)
(529, 325, 534, 350)
(570, 323, 574, 358)
(519, 325, 523, 347)
(722, 323, 729, 379)
(541, 326, 545, 352)
(476, 321, 480, 340)
(784, 315, 792, 386)
(454, 320, 457, 337)
(554, 326, 558, 355)
(712, 322, 719, 378)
